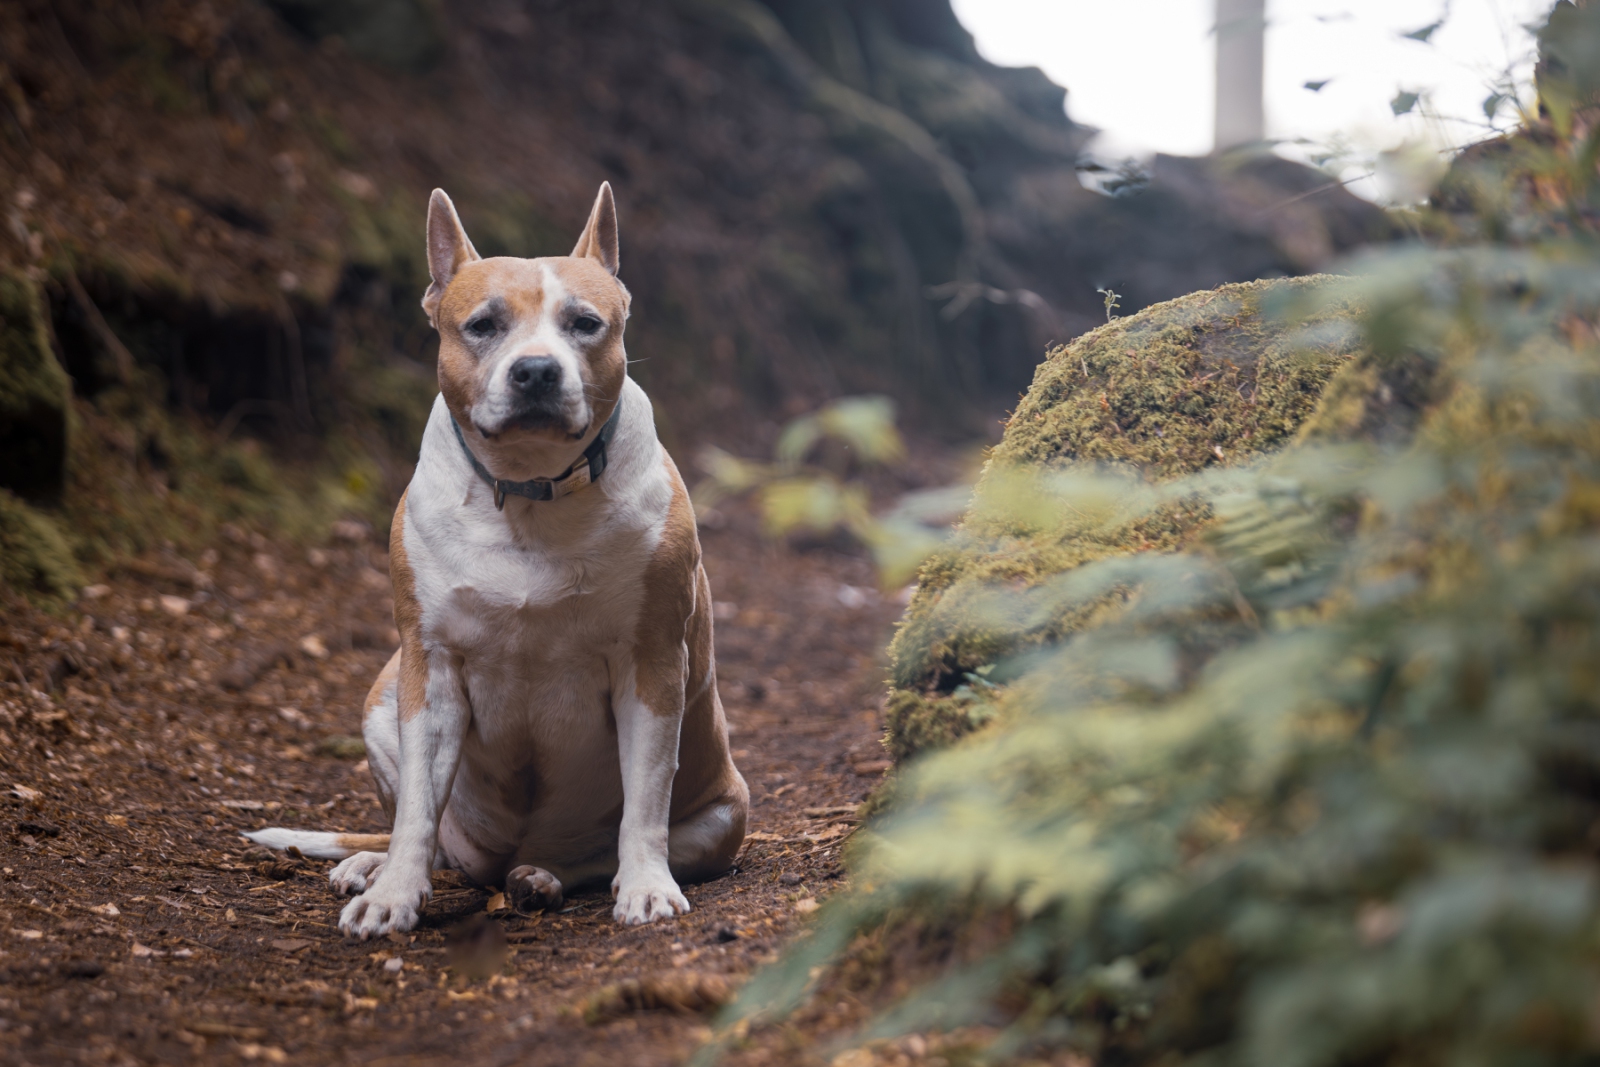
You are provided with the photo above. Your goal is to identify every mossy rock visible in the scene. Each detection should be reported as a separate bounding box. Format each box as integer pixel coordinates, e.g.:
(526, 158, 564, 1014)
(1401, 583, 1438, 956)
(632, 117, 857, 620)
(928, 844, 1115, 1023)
(0, 271, 71, 500)
(0, 488, 81, 602)
(886, 276, 1370, 760)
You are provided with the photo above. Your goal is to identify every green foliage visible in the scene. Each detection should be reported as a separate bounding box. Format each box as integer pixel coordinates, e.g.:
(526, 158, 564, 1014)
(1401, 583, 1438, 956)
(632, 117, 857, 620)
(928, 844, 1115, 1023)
(776, 396, 906, 467)
(1538, 0, 1600, 134)
(694, 395, 959, 586)
(0, 489, 81, 602)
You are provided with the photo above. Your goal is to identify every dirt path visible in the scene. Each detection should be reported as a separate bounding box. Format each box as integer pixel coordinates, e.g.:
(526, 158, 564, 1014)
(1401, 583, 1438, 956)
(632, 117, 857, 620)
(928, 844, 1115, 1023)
(0, 506, 903, 1066)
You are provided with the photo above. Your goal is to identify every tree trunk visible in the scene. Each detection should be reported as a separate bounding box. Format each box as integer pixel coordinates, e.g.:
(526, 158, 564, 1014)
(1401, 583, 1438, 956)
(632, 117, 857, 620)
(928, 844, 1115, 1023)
(1215, 0, 1266, 151)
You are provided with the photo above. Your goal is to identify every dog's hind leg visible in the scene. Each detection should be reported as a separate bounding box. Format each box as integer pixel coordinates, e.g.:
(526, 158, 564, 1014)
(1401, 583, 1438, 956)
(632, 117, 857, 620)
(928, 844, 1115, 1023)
(362, 651, 404, 824)
(668, 796, 747, 884)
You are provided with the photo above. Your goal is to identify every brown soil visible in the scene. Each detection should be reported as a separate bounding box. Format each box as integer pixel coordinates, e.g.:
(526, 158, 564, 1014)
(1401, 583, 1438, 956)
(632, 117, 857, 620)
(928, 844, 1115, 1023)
(0, 502, 903, 1066)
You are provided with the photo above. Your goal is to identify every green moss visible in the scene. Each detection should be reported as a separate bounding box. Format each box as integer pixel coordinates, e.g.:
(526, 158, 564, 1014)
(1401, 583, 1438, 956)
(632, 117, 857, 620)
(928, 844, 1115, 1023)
(885, 276, 1368, 761)
(0, 488, 81, 602)
(0, 271, 71, 500)
(884, 688, 997, 763)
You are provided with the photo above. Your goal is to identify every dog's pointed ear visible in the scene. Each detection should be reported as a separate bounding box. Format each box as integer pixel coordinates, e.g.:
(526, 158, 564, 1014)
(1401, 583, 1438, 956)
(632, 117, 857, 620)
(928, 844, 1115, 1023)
(570, 182, 619, 275)
(422, 189, 480, 325)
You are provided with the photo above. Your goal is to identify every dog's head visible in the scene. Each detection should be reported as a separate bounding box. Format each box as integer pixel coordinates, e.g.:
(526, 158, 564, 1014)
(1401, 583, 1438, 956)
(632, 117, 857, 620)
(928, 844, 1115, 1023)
(422, 184, 630, 479)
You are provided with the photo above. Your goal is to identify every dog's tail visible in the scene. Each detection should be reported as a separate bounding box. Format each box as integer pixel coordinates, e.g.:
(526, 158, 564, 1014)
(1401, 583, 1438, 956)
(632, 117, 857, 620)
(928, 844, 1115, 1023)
(241, 828, 391, 860)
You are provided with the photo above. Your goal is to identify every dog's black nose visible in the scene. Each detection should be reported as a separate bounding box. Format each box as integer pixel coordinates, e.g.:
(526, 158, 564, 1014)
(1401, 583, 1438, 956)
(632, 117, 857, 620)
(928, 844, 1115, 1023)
(508, 356, 561, 397)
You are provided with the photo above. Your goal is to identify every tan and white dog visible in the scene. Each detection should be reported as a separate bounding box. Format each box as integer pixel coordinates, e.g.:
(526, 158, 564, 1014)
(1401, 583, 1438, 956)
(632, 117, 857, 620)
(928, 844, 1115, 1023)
(246, 184, 748, 938)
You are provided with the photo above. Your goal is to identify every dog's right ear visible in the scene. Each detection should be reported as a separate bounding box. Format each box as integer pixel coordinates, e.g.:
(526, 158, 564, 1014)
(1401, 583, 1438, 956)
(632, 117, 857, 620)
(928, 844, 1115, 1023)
(422, 189, 480, 326)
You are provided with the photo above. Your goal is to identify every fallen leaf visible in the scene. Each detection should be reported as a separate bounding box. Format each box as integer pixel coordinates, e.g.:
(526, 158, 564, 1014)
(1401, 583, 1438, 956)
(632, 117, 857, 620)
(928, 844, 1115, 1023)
(104, 814, 128, 828)
(255, 858, 303, 881)
(130, 942, 163, 957)
(804, 824, 851, 843)
(16, 929, 44, 940)
(851, 759, 892, 776)
(158, 595, 190, 617)
(297, 634, 328, 659)
(89, 903, 121, 918)
(794, 898, 820, 915)
(484, 891, 507, 913)
(184, 1021, 266, 1040)
(238, 1044, 287, 1063)
(744, 831, 784, 842)
(269, 938, 313, 952)
(10, 785, 41, 802)
(582, 972, 735, 1024)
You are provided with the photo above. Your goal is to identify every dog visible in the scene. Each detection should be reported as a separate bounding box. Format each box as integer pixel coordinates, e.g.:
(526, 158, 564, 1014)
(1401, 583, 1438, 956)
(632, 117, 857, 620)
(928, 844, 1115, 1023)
(245, 183, 748, 938)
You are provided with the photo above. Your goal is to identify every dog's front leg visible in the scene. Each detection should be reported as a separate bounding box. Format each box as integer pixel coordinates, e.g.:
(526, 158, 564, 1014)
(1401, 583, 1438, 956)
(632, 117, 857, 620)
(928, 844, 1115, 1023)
(611, 658, 690, 926)
(339, 648, 468, 939)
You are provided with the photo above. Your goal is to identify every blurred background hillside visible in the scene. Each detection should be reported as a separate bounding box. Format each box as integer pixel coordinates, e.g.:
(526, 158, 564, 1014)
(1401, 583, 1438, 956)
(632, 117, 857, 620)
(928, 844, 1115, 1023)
(0, 0, 1402, 542)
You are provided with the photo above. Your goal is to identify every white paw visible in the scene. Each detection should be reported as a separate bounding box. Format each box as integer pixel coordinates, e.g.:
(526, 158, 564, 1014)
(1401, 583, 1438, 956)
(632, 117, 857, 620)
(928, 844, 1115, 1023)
(611, 874, 690, 926)
(329, 852, 386, 896)
(339, 880, 428, 940)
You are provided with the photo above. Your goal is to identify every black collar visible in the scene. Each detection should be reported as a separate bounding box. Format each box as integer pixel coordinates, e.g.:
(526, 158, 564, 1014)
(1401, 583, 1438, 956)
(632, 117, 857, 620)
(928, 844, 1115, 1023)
(450, 402, 623, 510)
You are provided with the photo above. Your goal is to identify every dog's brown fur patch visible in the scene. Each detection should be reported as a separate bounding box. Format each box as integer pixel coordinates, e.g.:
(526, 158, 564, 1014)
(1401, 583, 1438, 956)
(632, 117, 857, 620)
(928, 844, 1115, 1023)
(390, 489, 429, 723)
(634, 454, 699, 719)
(364, 649, 400, 723)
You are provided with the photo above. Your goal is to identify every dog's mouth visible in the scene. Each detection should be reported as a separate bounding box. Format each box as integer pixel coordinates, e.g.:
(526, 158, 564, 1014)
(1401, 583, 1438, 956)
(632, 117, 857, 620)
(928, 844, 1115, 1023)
(474, 408, 588, 442)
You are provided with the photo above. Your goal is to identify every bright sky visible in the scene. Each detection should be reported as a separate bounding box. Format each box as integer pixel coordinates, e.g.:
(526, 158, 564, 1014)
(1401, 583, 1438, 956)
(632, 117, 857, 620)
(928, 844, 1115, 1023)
(950, 0, 1553, 200)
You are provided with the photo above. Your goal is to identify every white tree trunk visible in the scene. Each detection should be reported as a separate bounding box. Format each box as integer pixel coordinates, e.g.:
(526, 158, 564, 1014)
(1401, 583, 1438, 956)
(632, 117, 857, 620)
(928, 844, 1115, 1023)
(1214, 0, 1265, 151)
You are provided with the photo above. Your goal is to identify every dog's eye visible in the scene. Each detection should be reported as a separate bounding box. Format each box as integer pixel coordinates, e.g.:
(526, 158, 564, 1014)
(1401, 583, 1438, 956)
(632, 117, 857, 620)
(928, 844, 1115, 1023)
(571, 315, 603, 335)
(466, 317, 498, 338)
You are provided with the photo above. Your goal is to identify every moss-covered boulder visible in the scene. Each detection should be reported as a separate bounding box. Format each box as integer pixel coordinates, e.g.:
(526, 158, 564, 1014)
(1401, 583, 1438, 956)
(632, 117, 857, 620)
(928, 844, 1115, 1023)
(0, 272, 71, 501)
(886, 275, 1369, 759)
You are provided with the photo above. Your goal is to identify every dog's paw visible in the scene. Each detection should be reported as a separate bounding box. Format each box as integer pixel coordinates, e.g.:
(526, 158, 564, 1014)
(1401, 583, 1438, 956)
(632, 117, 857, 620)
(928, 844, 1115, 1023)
(329, 851, 387, 896)
(339, 880, 427, 940)
(506, 865, 564, 915)
(611, 874, 690, 926)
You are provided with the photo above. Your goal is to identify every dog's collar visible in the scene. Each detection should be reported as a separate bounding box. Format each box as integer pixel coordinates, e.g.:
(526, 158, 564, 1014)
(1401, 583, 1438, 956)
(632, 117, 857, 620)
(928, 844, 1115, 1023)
(450, 403, 623, 510)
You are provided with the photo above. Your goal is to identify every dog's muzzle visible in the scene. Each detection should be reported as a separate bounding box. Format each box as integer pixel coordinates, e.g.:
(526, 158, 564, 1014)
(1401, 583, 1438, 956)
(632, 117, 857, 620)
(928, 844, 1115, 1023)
(479, 356, 583, 439)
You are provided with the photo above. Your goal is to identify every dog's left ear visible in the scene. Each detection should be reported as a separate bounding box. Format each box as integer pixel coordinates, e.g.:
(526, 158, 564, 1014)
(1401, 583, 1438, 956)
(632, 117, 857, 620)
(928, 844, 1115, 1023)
(422, 189, 480, 326)
(570, 182, 619, 276)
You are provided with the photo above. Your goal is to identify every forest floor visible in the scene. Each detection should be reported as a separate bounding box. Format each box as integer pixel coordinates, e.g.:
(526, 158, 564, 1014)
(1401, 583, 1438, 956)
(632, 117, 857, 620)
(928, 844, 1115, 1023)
(0, 502, 910, 1067)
